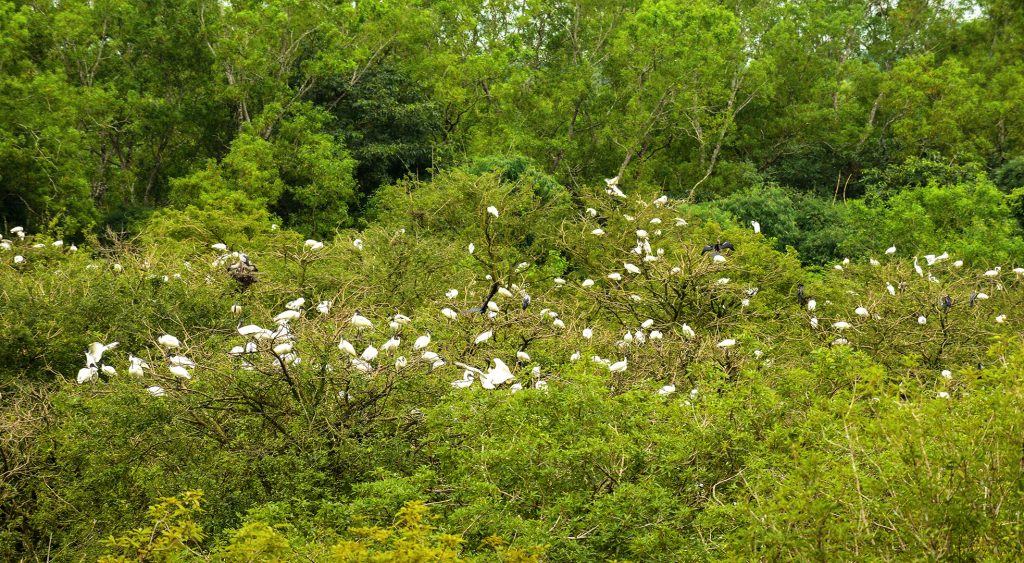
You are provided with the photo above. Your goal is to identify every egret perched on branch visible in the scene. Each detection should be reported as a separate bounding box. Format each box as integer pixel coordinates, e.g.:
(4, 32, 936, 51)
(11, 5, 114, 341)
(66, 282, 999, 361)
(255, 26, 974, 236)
(350, 311, 373, 329)
(608, 359, 628, 373)
(158, 334, 181, 349)
(487, 206, 499, 218)
(380, 336, 400, 352)
(413, 333, 431, 350)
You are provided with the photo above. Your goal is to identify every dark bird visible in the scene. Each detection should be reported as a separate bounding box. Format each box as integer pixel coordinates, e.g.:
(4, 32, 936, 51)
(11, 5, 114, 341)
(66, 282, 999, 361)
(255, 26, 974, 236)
(796, 284, 806, 306)
(970, 290, 978, 307)
(226, 252, 258, 289)
(522, 294, 531, 310)
(702, 240, 735, 255)
(941, 295, 953, 311)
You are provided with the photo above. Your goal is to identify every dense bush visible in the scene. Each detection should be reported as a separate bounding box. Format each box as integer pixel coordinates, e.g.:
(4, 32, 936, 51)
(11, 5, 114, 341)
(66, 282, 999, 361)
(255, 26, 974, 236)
(4, 166, 1024, 560)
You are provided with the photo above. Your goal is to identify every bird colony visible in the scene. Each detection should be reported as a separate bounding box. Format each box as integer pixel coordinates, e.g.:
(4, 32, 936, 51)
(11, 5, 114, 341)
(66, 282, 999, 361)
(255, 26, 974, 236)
(4, 174, 1020, 408)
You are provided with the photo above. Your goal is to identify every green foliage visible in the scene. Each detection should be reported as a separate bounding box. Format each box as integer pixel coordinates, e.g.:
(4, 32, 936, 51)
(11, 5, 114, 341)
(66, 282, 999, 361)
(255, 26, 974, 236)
(6, 1, 1024, 561)
(994, 157, 1024, 192)
(99, 491, 205, 562)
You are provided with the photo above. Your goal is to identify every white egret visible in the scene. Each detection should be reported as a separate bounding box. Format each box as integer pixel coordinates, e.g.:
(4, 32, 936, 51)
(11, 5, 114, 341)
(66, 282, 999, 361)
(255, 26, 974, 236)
(304, 239, 324, 251)
(487, 206, 499, 218)
(485, 359, 515, 386)
(608, 359, 628, 373)
(286, 297, 306, 310)
(338, 338, 357, 356)
(361, 345, 379, 362)
(316, 301, 332, 315)
(586, 207, 598, 217)
(516, 351, 530, 362)
(650, 330, 663, 340)
(441, 307, 457, 320)
(996, 314, 1007, 324)
(86, 341, 119, 367)
(446, 289, 459, 299)
(238, 324, 264, 336)
(887, 283, 896, 296)
(350, 312, 373, 329)
(855, 307, 869, 318)
(128, 355, 148, 377)
(941, 370, 952, 379)
(718, 339, 736, 349)
(810, 317, 819, 329)
(76, 366, 98, 384)
(157, 334, 181, 349)
(591, 228, 605, 236)
(641, 319, 654, 329)
(451, 372, 475, 389)
(607, 272, 622, 281)
(169, 355, 195, 368)
(273, 342, 293, 355)
(146, 386, 166, 397)
(468, 243, 475, 254)
(212, 243, 228, 251)
(552, 319, 565, 329)
(274, 310, 301, 323)
(832, 321, 851, 330)
(918, 315, 927, 325)
(380, 336, 400, 352)
(658, 384, 676, 396)
(395, 356, 408, 369)
(885, 245, 896, 255)
(624, 263, 641, 274)
(169, 365, 191, 379)
(581, 279, 595, 288)
(413, 334, 431, 350)
(350, 359, 372, 373)
(807, 299, 817, 312)
(486, 301, 500, 313)
(353, 239, 364, 251)
(713, 254, 726, 263)
(681, 324, 696, 339)
(475, 330, 493, 344)
(751, 221, 761, 234)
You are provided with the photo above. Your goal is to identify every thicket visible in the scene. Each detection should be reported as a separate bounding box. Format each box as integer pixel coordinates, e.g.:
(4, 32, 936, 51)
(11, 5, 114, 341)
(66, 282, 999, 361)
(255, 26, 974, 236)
(4, 0, 1024, 561)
